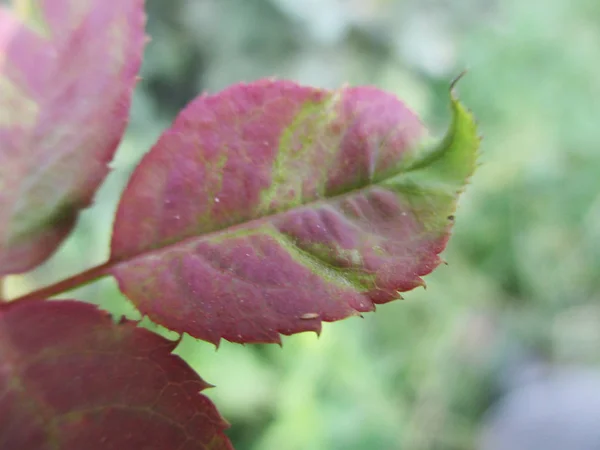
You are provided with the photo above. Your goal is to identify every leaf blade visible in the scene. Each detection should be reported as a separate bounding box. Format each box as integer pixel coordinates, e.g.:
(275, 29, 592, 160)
(0, 0, 146, 275)
(110, 79, 479, 345)
(0, 299, 233, 450)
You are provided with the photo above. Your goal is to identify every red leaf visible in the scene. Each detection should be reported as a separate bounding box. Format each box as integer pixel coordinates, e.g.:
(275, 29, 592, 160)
(0, 0, 146, 275)
(110, 79, 479, 345)
(0, 299, 233, 450)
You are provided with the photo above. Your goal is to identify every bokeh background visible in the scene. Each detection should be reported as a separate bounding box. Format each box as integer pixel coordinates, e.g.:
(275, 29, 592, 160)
(5, 0, 600, 448)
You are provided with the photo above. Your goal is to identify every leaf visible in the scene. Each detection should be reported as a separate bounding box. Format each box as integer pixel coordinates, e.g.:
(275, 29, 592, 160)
(110, 79, 479, 345)
(0, 299, 233, 450)
(0, 0, 146, 275)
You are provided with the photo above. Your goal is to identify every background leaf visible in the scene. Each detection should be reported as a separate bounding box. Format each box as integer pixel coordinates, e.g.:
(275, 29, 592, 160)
(110, 79, 478, 345)
(0, 0, 146, 275)
(0, 299, 232, 450)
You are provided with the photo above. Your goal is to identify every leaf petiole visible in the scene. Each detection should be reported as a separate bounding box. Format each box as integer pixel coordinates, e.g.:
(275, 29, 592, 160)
(6, 262, 112, 303)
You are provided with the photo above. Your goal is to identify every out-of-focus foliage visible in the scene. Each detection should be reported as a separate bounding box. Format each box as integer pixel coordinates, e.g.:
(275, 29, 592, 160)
(0, 0, 145, 275)
(5, 0, 600, 448)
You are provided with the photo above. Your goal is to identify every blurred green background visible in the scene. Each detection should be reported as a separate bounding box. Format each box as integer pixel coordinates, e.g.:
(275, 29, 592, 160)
(6, 0, 600, 448)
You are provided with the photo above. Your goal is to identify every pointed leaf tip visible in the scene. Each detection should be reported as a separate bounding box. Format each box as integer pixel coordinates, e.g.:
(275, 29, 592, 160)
(450, 69, 469, 92)
(110, 78, 480, 345)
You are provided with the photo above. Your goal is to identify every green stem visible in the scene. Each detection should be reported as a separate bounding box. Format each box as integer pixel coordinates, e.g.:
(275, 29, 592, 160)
(7, 262, 112, 303)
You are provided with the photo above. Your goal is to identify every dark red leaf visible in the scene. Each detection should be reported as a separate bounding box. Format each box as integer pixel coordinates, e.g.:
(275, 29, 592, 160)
(110, 79, 479, 345)
(0, 299, 232, 450)
(0, 0, 146, 275)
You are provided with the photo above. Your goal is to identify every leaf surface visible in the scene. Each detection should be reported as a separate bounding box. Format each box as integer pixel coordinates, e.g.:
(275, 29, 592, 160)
(110, 79, 479, 345)
(0, 0, 146, 275)
(0, 299, 232, 450)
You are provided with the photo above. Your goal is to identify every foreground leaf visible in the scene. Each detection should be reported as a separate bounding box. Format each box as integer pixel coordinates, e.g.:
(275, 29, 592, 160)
(0, 0, 146, 275)
(0, 300, 232, 450)
(110, 79, 479, 345)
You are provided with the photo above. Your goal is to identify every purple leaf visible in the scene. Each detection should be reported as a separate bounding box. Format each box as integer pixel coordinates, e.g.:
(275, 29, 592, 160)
(0, 0, 146, 274)
(0, 299, 233, 450)
(110, 79, 479, 345)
